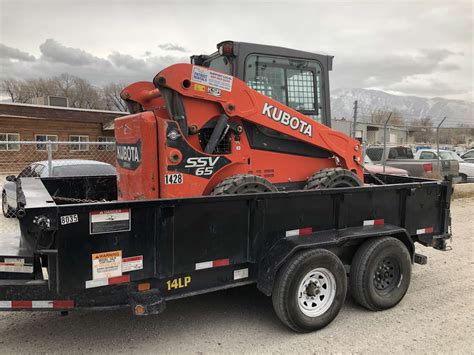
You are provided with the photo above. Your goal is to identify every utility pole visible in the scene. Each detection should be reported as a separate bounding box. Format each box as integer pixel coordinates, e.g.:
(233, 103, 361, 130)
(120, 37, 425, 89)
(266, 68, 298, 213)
(352, 100, 358, 138)
(382, 112, 393, 174)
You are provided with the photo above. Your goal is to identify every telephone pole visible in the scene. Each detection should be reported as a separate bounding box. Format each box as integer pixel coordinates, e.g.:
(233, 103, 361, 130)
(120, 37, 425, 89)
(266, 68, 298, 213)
(352, 100, 358, 138)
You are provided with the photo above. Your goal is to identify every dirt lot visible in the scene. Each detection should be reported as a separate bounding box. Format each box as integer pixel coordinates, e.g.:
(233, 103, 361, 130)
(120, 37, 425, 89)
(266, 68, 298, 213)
(0, 198, 472, 353)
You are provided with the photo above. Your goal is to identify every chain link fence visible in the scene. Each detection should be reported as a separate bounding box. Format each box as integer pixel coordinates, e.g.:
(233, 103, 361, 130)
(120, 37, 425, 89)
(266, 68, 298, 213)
(1, 141, 116, 235)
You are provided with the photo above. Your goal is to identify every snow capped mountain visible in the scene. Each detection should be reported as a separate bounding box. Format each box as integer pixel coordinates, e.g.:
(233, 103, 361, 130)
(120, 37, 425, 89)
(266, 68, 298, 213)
(330, 88, 473, 125)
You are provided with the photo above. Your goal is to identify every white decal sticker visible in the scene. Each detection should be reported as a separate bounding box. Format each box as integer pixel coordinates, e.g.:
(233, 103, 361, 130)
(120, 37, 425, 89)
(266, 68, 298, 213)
(234, 268, 249, 280)
(60, 214, 78, 225)
(165, 173, 183, 185)
(90, 208, 131, 235)
(207, 87, 222, 97)
(92, 251, 122, 280)
(261, 102, 313, 137)
(185, 157, 220, 176)
(122, 256, 143, 272)
(0, 258, 33, 273)
(191, 66, 233, 92)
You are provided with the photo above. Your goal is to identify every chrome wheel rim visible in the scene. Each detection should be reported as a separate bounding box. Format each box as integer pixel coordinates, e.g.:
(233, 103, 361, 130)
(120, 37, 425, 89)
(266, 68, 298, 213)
(297, 267, 336, 317)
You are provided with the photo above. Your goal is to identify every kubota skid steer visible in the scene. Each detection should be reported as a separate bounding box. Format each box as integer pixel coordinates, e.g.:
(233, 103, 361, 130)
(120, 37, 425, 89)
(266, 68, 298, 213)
(115, 41, 363, 200)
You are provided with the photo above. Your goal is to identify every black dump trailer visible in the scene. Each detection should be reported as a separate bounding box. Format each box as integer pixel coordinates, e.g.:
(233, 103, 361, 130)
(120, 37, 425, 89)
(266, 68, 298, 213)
(0, 174, 452, 332)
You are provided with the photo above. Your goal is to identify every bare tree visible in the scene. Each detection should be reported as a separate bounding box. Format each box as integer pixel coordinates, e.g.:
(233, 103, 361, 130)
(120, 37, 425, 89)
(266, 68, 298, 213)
(103, 83, 128, 111)
(412, 117, 434, 143)
(2, 75, 128, 111)
(369, 109, 404, 125)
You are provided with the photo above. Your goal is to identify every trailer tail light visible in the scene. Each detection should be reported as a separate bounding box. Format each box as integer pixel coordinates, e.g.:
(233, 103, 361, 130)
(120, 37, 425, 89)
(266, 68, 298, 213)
(423, 163, 433, 173)
(138, 282, 151, 292)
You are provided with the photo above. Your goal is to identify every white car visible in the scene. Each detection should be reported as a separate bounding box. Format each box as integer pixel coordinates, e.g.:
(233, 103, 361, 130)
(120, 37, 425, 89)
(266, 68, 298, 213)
(2, 160, 116, 218)
(414, 149, 474, 183)
(461, 149, 474, 164)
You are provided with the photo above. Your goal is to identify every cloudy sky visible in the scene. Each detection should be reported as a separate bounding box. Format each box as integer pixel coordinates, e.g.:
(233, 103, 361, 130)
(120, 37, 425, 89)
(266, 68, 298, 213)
(0, 0, 472, 101)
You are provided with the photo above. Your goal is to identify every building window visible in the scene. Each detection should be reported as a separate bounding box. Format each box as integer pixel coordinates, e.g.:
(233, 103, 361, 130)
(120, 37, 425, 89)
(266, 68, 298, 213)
(35, 134, 58, 151)
(0, 133, 20, 151)
(98, 136, 115, 151)
(69, 135, 89, 151)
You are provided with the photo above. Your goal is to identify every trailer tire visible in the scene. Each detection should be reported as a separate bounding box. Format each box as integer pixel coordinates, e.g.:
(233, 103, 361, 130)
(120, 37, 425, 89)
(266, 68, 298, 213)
(272, 249, 347, 332)
(210, 174, 277, 195)
(305, 168, 362, 189)
(2, 191, 14, 218)
(350, 237, 411, 311)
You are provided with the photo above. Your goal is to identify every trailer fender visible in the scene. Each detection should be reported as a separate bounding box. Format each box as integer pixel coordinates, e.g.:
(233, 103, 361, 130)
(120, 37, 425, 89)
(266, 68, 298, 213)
(256, 225, 414, 296)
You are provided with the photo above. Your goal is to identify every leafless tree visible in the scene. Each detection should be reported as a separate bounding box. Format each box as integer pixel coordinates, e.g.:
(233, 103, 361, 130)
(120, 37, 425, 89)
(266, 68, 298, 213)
(103, 83, 128, 112)
(369, 109, 404, 125)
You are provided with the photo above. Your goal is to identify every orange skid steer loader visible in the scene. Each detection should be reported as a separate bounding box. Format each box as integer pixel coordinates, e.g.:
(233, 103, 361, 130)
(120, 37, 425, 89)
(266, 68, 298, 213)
(115, 41, 363, 200)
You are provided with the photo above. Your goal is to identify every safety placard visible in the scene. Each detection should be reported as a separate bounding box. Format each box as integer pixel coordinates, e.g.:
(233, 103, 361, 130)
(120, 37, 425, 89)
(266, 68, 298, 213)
(122, 255, 143, 273)
(92, 251, 122, 280)
(191, 66, 233, 92)
(90, 208, 131, 234)
(0, 258, 33, 273)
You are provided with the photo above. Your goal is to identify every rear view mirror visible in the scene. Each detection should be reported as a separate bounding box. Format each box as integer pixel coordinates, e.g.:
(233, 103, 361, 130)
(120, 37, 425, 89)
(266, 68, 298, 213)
(5, 175, 16, 182)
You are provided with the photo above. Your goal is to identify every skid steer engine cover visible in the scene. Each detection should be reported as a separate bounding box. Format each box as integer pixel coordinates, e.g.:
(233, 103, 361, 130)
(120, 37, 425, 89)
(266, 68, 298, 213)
(115, 111, 159, 200)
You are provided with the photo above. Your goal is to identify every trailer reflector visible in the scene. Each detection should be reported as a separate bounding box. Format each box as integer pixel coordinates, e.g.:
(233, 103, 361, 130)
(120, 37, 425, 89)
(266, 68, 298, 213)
(363, 219, 385, 226)
(0, 300, 74, 309)
(285, 228, 313, 237)
(85, 274, 131, 289)
(195, 258, 230, 270)
(416, 227, 434, 235)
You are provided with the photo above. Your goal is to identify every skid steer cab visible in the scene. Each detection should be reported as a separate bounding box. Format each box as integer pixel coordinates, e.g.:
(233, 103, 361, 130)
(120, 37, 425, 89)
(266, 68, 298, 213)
(115, 41, 362, 200)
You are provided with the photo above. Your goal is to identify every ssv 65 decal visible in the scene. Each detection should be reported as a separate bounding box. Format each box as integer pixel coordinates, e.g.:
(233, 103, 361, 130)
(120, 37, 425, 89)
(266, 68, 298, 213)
(262, 103, 313, 137)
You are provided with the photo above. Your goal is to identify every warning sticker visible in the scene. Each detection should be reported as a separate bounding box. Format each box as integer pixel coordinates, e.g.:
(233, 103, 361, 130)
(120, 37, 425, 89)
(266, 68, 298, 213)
(92, 251, 122, 280)
(90, 208, 131, 235)
(122, 255, 143, 273)
(234, 268, 249, 280)
(0, 258, 33, 274)
(191, 66, 233, 92)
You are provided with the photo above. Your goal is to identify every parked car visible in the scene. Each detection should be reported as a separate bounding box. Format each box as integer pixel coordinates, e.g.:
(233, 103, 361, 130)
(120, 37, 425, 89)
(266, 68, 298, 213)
(363, 155, 409, 176)
(2, 160, 116, 217)
(366, 145, 459, 180)
(414, 149, 474, 183)
(461, 149, 474, 164)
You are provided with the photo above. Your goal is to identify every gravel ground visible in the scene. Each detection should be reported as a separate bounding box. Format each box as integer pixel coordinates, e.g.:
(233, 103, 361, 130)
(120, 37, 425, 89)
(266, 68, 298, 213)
(0, 198, 472, 354)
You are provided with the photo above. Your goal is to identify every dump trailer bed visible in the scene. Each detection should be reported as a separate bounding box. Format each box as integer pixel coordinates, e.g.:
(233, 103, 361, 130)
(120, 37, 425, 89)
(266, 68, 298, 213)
(0, 175, 452, 331)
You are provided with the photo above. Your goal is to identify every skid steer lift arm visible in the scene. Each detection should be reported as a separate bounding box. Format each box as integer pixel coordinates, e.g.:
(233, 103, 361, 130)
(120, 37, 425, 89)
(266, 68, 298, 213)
(150, 63, 363, 180)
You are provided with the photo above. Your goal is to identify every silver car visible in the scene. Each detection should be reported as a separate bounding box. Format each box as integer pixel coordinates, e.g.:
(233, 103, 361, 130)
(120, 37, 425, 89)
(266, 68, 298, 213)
(2, 159, 116, 218)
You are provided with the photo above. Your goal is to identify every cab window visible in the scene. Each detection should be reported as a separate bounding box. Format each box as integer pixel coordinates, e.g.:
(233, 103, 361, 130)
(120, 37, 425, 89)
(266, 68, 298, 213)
(205, 55, 232, 74)
(244, 54, 323, 122)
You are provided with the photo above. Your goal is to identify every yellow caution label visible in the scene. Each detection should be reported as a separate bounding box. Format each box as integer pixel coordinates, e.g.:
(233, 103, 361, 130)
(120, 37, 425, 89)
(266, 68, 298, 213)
(193, 84, 206, 92)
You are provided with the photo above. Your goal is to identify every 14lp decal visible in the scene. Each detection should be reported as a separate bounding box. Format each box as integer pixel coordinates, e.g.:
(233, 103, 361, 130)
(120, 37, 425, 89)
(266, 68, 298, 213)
(184, 157, 220, 176)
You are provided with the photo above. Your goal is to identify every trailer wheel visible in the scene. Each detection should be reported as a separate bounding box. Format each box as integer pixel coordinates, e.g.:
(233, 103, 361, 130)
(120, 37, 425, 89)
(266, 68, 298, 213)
(210, 174, 277, 195)
(2, 191, 14, 218)
(305, 168, 362, 189)
(350, 237, 411, 311)
(272, 249, 347, 332)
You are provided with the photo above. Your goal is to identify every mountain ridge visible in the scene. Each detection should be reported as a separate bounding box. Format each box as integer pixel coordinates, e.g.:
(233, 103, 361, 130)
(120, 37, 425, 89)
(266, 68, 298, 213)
(330, 88, 473, 125)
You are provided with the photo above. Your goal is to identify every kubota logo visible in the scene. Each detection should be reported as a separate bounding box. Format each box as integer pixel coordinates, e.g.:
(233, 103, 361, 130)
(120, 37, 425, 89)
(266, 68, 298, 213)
(262, 103, 313, 137)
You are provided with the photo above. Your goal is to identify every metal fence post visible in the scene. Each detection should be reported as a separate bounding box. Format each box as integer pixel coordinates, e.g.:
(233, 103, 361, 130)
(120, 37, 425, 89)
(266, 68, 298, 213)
(436, 116, 447, 174)
(382, 112, 392, 174)
(47, 141, 53, 176)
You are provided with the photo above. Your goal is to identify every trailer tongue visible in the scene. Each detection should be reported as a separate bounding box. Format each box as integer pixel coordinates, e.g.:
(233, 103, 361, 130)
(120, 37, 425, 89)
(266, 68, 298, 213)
(0, 173, 451, 332)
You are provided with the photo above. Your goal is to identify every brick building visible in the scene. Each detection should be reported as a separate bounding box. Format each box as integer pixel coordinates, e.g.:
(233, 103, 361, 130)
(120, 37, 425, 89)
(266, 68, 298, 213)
(0, 102, 127, 174)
